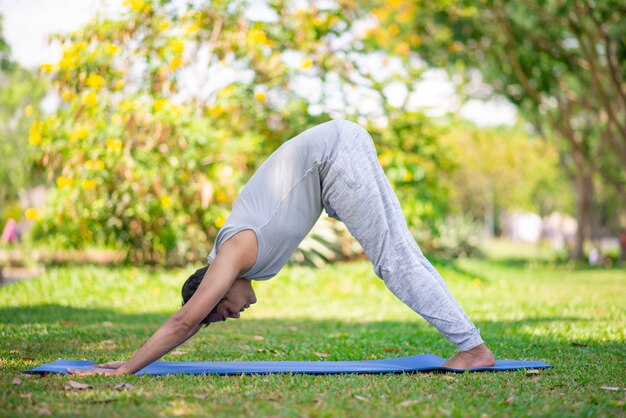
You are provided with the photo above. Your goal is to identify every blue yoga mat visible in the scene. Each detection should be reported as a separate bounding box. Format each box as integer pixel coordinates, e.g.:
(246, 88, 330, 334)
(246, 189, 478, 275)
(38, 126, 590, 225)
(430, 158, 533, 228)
(24, 355, 551, 375)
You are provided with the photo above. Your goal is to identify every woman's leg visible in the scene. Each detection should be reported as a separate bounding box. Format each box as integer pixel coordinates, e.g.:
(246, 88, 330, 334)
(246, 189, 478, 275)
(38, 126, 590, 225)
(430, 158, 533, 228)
(320, 120, 484, 351)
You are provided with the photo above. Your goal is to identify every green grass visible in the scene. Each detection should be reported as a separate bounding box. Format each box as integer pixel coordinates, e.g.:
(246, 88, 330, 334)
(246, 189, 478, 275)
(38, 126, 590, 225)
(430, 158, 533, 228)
(1, 243, 625, 417)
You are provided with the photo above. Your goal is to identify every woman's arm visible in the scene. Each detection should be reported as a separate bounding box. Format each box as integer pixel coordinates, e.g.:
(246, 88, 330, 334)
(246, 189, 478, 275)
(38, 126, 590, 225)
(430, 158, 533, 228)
(69, 231, 257, 376)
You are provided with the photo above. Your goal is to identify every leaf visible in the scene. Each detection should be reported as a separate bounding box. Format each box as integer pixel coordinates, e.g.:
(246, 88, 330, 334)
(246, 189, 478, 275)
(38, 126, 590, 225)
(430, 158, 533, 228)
(505, 396, 515, 404)
(193, 393, 209, 399)
(571, 341, 587, 347)
(599, 386, 620, 392)
(354, 395, 369, 401)
(526, 369, 540, 374)
(36, 405, 52, 415)
(252, 335, 264, 341)
(314, 352, 329, 358)
(114, 383, 135, 391)
(383, 347, 400, 353)
(440, 375, 458, 382)
(21, 356, 35, 361)
(102, 321, 114, 328)
(399, 400, 420, 407)
(65, 380, 93, 390)
(289, 326, 298, 331)
(170, 350, 187, 356)
(12, 377, 22, 385)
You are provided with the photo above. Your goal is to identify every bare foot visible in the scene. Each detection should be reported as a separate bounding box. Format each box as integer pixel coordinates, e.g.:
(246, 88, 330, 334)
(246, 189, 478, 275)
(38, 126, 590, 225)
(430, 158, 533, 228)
(441, 344, 495, 370)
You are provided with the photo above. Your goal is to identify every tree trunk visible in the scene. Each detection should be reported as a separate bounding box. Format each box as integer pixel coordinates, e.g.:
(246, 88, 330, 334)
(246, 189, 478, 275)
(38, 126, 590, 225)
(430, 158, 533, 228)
(572, 170, 594, 260)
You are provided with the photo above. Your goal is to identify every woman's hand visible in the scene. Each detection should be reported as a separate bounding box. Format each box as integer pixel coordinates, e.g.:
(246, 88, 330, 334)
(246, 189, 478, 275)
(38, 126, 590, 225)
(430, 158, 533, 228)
(97, 361, 127, 370)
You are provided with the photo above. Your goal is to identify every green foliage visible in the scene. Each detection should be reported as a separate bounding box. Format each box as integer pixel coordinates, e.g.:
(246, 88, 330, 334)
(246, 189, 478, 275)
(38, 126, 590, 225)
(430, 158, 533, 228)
(28, 0, 458, 263)
(372, 112, 454, 236)
(440, 120, 574, 218)
(0, 16, 47, 227)
(29, 0, 337, 263)
(381, 0, 626, 210)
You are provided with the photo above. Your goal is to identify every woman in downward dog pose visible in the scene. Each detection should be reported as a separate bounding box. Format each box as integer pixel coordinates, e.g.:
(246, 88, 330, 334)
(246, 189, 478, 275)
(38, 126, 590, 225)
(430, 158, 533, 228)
(71, 119, 495, 376)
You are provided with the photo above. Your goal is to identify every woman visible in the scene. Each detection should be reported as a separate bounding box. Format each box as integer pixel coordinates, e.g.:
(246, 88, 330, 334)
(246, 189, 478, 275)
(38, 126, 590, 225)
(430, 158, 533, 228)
(70, 120, 494, 376)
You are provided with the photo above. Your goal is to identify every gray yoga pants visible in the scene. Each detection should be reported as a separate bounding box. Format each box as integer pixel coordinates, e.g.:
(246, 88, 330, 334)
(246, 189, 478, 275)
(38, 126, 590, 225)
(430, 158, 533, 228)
(320, 120, 483, 351)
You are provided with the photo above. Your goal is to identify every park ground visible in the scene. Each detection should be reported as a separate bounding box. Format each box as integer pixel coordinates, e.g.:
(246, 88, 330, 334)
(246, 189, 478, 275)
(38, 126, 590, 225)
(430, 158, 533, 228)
(0, 240, 624, 417)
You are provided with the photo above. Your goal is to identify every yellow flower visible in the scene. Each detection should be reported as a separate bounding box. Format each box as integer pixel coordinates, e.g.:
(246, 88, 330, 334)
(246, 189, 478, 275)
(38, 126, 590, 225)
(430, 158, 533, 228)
(409, 34, 422, 47)
(371, 8, 387, 21)
(86, 159, 105, 170)
(216, 190, 228, 203)
(472, 278, 482, 286)
(169, 39, 185, 55)
(159, 20, 171, 31)
(25, 208, 39, 220)
(111, 113, 124, 125)
(56, 176, 73, 189)
(125, 0, 145, 11)
(24, 105, 34, 117)
(104, 43, 121, 55)
(106, 139, 123, 151)
(214, 215, 225, 228)
(153, 98, 168, 112)
(40, 63, 54, 73)
(58, 54, 77, 70)
(28, 123, 42, 145)
(113, 80, 125, 90)
(217, 85, 236, 98)
(70, 126, 90, 141)
(86, 73, 105, 90)
(394, 42, 410, 56)
(378, 152, 392, 166)
(82, 179, 97, 190)
(254, 91, 267, 102)
(160, 196, 173, 208)
(299, 58, 314, 70)
(61, 90, 75, 101)
(208, 104, 224, 117)
(168, 55, 183, 71)
(246, 28, 269, 46)
(396, 8, 414, 23)
(183, 22, 200, 35)
(388, 24, 400, 36)
(403, 170, 413, 182)
(82, 91, 99, 107)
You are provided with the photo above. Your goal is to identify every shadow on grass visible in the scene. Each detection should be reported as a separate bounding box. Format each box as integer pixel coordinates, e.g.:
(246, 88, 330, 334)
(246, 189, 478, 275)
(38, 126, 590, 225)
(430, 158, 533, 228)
(1, 304, 624, 366)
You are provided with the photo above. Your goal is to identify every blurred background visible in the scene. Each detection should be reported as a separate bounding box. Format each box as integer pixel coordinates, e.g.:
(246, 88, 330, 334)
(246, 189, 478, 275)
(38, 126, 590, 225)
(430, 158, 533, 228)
(1, 0, 625, 275)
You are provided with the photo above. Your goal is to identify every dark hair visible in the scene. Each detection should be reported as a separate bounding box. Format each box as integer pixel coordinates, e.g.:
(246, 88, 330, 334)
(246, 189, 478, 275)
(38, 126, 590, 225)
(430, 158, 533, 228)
(181, 265, 210, 324)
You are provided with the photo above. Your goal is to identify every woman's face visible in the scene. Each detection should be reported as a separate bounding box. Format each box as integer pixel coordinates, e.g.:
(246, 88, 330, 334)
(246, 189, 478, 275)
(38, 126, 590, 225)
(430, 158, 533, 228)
(205, 278, 257, 323)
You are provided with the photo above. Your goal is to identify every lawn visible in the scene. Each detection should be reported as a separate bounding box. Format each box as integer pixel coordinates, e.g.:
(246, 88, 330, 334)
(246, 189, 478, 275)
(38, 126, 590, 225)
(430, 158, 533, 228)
(1, 242, 625, 417)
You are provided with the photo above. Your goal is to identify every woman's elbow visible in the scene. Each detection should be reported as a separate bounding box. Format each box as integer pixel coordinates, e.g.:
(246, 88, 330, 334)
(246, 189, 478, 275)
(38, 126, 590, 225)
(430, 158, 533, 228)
(169, 311, 199, 337)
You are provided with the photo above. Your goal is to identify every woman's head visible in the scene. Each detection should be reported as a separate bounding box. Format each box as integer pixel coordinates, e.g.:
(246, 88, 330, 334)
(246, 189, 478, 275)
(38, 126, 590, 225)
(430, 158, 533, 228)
(181, 265, 257, 326)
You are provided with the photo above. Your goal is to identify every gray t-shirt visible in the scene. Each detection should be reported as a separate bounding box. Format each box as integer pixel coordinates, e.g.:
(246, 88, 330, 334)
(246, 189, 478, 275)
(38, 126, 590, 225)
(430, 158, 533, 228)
(207, 120, 342, 280)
